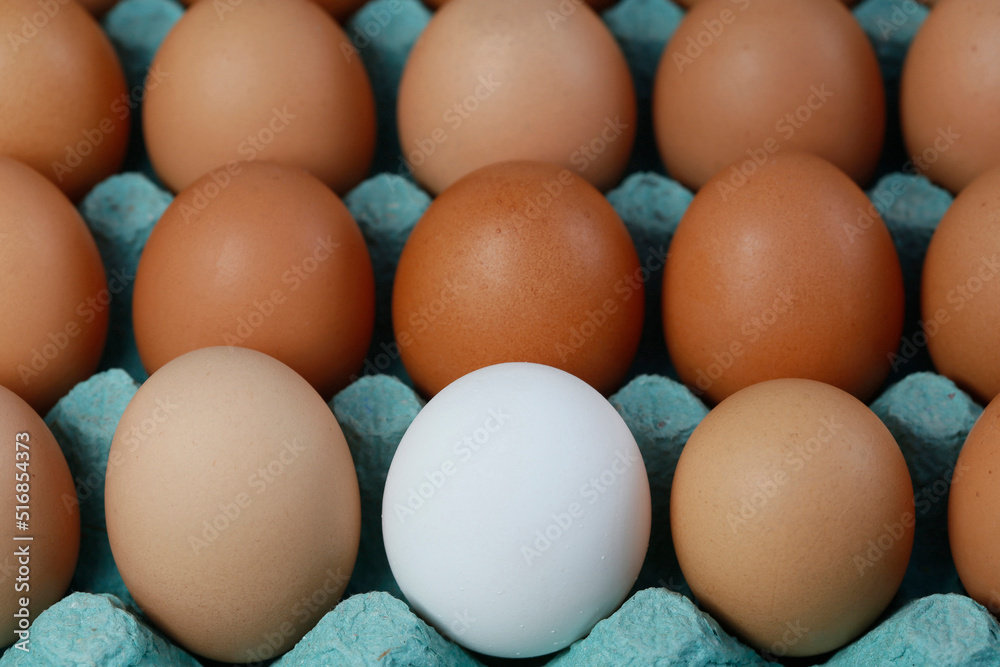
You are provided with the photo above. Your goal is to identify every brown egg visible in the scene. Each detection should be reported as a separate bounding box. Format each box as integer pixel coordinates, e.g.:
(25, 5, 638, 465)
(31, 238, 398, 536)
(133, 161, 375, 400)
(143, 0, 376, 195)
(663, 152, 904, 405)
(397, 0, 636, 195)
(0, 385, 80, 648)
(921, 167, 1000, 404)
(671, 378, 914, 656)
(901, 0, 1000, 193)
(949, 393, 1000, 615)
(105, 347, 361, 662)
(653, 0, 883, 191)
(0, 0, 129, 201)
(0, 157, 109, 414)
(76, 0, 122, 16)
(392, 160, 644, 397)
(178, 0, 369, 22)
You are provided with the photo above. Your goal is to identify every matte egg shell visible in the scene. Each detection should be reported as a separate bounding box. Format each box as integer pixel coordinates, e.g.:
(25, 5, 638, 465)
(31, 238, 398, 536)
(949, 391, 1000, 615)
(653, 0, 883, 191)
(143, 0, 376, 195)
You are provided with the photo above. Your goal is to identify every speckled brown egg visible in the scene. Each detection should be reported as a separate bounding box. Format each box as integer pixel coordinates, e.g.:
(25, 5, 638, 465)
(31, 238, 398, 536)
(901, 0, 1000, 193)
(663, 152, 904, 405)
(0, 384, 79, 648)
(921, 167, 1000, 405)
(392, 160, 644, 397)
(0, 157, 109, 414)
(671, 378, 914, 656)
(949, 392, 1000, 615)
(105, 347, 361, 663)
(133, 161, 375, 400)
(653, 0, 883, 191)
(0, 0, 129, 201)
(144, 0, 376, 195)
(397, 0, 635, 195)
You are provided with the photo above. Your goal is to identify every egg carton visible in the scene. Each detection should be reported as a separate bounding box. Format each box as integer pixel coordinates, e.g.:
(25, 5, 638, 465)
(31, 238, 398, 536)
(5, 0, 999, 665)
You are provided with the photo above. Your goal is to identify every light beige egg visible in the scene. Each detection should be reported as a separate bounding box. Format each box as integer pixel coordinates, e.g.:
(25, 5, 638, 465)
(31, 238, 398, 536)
(106, 347, 361, 663)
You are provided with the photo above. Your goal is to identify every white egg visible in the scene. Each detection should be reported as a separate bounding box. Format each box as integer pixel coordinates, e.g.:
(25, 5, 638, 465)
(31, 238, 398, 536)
(381, 362, 651, 658)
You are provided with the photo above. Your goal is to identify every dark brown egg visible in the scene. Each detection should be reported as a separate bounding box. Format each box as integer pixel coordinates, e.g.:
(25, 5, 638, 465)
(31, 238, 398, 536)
(0, 0, 129, 201)
(133, 161, 375, 400)
(663, 152, 904, 405)
(392, 160, 644, 397)
(653, 0, 883, 191)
